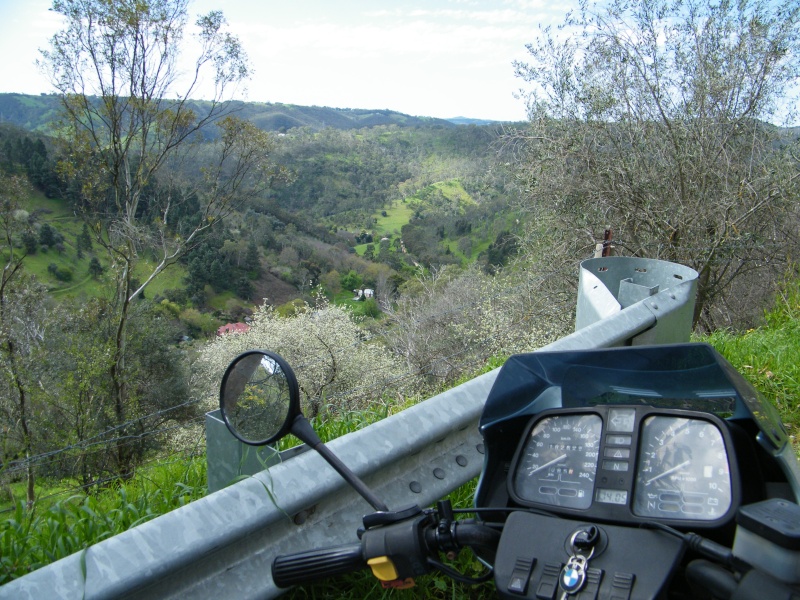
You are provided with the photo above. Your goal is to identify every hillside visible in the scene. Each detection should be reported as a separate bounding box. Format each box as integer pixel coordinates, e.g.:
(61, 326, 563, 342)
(0, 93, 460, 134)
(0, 97, 521, 333)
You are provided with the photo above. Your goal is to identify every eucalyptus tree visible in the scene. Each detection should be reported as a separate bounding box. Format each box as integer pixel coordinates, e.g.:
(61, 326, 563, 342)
(0, 173, 47, 506)
(39, 0, 283, 475)
(508, 0, 800, 329)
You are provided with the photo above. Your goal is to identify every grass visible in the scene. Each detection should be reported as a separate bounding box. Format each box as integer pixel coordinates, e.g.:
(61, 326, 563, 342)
(432, 180, 476, 208)
(19, 188, 190, 300)
(353, 199, 414, 256)
(373, 200, 415, 238)
(696, 277, 800, 442)
(0, 457, 206, 584)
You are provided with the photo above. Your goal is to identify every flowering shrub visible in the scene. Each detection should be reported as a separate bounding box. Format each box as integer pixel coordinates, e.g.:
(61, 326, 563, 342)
(195, 295, 412, 417)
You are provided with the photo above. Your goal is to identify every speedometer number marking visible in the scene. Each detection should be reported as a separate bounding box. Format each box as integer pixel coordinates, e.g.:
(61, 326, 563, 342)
(513, 414, 602, 510)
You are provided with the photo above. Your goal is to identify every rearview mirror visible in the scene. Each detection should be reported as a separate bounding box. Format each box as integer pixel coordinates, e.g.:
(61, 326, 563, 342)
(219, 349, 390, 513)
(219, 350, 300, 446)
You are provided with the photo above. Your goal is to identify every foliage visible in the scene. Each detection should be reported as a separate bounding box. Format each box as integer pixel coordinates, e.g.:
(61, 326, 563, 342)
(0, 456, 206, 584)
(0, 125, 60, 197)
(38, 0, 280, 478)
(180, 307, 220, 338)
(699, 273, 800, 439)
(340, 269, 363, 292)
(46, 262, 72, 282)
(87, 257, 103, 278)
(195, 295, 411, 417)
(0, 172, 43, 506)
(0, 298, 194, 490)
(183, 229, 263, 302)
(385, 265, 570, 388)
(508, 0, 800, 330)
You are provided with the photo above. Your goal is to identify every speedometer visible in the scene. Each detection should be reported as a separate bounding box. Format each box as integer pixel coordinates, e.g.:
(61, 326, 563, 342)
(511, 414, 602, 509)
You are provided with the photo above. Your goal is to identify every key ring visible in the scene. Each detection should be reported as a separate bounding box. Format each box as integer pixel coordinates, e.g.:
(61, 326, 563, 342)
(568, 530, 596, 561)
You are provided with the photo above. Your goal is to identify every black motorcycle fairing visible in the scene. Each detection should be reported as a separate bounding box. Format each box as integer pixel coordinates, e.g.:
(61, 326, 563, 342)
(475, 344, 797, 519)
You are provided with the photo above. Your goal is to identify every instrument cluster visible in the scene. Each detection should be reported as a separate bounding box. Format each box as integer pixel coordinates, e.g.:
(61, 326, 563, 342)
(509, 406, 737, 524)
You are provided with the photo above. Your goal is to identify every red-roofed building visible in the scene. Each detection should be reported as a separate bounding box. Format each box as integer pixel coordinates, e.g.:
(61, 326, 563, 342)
(217, 322, 250, 336)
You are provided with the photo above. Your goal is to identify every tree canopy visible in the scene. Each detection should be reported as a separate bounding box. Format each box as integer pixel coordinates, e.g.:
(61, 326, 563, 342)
(37, 0, 281, 477)
(508, 0, 800, 328)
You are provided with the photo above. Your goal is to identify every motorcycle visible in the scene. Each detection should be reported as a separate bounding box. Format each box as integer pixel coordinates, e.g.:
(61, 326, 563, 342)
(219, 343, 800, 599)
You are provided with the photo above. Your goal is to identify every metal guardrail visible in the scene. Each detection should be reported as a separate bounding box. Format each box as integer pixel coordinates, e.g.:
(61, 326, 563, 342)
(1, 257, 697, 600)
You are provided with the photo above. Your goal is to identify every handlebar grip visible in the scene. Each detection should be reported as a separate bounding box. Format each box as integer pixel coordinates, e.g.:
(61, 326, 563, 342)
(272, 542, 365, 588)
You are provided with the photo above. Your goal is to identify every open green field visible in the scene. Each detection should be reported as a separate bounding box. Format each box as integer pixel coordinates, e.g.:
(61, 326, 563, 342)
(373, 199, 414, 237)
(431, 179, 476, 207)
(18, 189, 188, 300)
(353, 198, 414, 255)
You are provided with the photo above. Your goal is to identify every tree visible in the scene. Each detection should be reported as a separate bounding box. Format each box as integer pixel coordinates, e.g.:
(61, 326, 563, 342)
(38, 223, 56, 248)
(78, 222, 92, 251)
(21, 231, 37, 254)
(41, 299, 192, 488)
(243, 239, 261, 274)
(88, 257, 104, 278)
(384, 266, 569, 387)
(340, 269, 362, 292)
(0, 173, 44, 506)
(509, 0, 800, 329)
(39, 0, 282, 476)
(196, 297, 409, 418)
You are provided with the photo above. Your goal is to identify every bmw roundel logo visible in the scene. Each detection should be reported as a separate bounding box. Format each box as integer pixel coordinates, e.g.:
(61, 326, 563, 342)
(561, 566, 584, 593)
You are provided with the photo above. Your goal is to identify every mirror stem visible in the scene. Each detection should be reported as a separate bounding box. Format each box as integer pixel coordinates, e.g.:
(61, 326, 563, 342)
(291, 415, 390, 513)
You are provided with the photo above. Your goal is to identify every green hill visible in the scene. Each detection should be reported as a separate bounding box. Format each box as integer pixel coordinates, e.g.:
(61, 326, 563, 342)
(0, 93, 458, 134)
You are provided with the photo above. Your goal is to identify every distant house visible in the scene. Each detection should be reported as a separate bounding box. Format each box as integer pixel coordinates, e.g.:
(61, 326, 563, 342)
(217, 322, 250, 336)
(353, 288, 375, 300)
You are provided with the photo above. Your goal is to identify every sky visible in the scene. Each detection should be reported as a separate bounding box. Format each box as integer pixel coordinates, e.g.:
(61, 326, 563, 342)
(0, 0, 576, 122)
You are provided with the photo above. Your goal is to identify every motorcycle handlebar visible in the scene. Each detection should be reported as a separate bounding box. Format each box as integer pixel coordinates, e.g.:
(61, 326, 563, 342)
(272, 542, 365, 588)
(272, 513, 501, 589)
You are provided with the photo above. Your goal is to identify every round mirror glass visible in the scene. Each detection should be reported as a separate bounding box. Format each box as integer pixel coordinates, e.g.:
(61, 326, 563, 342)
(220, 351, 297, 445)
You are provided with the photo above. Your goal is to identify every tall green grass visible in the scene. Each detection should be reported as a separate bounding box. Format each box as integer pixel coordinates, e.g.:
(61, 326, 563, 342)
(0, 457, 206, 584)
(698, 277, 800, 440)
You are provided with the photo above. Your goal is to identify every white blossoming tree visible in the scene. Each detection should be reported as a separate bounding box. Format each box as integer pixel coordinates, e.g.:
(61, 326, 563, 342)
(196, 296, 412, 418)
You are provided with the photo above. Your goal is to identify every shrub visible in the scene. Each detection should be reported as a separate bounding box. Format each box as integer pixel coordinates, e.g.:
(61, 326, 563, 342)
(195, 295, 411, 417)
(47, 263, 73, 282)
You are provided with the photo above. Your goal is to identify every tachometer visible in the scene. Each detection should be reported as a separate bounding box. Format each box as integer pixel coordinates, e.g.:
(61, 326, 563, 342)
(511, 414, 602, 509)
(633, 416, 731, 520)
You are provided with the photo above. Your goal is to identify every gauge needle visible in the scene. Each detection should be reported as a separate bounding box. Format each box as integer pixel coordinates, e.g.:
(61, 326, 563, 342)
(529, 454, 567, 475)
(646, 460, 690, 485)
